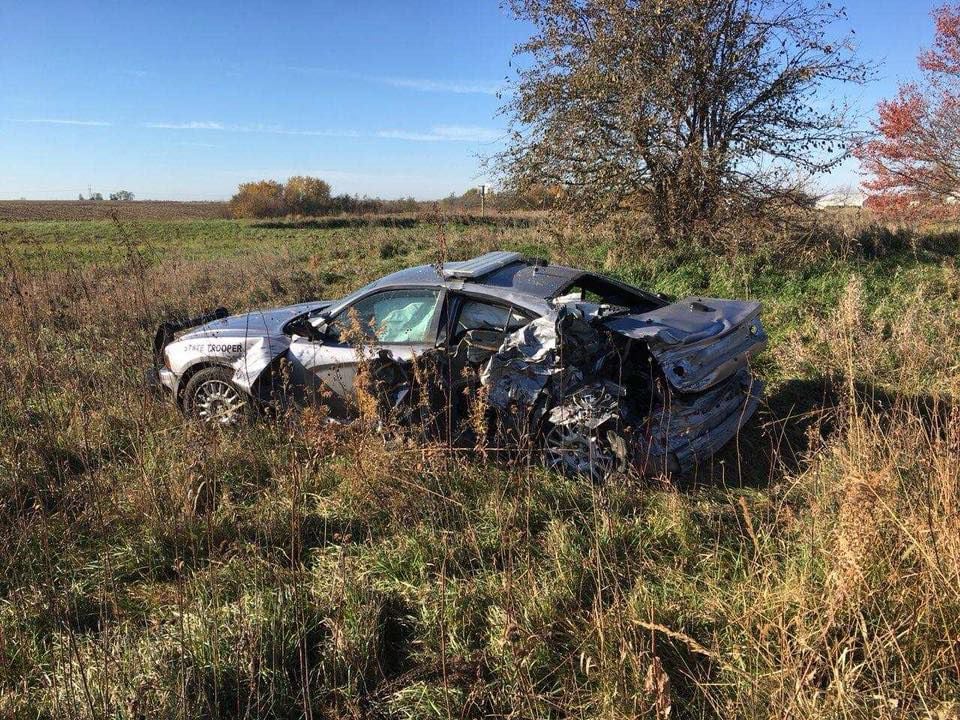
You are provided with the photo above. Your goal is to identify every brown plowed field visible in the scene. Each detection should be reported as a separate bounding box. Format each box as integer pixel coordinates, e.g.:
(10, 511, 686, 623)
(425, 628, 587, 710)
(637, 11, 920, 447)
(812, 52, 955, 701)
(0, 200, 230, 221)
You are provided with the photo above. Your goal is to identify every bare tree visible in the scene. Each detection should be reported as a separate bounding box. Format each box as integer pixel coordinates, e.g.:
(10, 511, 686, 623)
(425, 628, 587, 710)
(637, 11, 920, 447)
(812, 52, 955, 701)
(497, 0, 872, 244)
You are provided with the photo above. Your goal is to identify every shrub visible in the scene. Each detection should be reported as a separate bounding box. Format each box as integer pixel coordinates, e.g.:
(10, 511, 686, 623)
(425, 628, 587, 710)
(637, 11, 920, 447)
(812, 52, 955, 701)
(283, 176, 332, 215)
(229, 180, 286, 218)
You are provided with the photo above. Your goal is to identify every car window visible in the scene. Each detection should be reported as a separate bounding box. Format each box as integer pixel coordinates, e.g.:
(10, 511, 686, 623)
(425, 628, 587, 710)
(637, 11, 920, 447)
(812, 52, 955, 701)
(555, 273, 659, 312)
(327, 289, 441, 344)
(454, 299, 530, 341)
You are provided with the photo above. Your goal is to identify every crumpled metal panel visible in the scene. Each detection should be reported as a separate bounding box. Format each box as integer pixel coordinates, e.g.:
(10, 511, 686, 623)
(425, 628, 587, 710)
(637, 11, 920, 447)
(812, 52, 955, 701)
(650, 316, 767, 394)
(480, 315, 570, 409)
(230, 334, 293, 394)
(479, 306, 604, 420)
(546, 380, 625, 430)
(480, 298, 764, 476)
(604, 297, 761, 345)
(602, 297, 767, 393)
(638, 369, 763, 473)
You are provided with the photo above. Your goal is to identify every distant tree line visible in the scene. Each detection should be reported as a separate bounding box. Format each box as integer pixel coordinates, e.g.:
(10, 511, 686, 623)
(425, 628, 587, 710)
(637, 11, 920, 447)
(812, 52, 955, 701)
(228, 176, 558, 219)
(438, 184, 560, 212)
(78, 190, 135, 201)
(229, 176, 418, 218)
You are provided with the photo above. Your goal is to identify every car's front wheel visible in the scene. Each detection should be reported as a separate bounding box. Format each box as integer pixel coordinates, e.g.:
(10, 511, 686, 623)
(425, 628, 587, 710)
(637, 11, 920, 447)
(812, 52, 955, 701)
(543, 421, 619, 482)
(183, 367, 252, 425)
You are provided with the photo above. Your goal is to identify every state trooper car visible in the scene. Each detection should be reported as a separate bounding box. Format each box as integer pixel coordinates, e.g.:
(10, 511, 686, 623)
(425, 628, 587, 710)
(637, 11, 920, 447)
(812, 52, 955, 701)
(151, 251, 766, 477)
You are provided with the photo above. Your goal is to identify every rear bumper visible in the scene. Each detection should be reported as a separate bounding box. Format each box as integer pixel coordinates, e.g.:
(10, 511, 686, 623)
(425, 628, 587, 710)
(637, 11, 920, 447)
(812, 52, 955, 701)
(638, 369, 762, 474)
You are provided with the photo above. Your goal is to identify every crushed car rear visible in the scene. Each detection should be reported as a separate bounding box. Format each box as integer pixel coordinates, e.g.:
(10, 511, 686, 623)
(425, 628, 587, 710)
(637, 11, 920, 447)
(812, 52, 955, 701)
(479, 294, 766, 476)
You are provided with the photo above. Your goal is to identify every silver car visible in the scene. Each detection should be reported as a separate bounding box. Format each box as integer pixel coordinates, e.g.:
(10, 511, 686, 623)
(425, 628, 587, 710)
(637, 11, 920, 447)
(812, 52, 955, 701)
(151, 251, 766, 476)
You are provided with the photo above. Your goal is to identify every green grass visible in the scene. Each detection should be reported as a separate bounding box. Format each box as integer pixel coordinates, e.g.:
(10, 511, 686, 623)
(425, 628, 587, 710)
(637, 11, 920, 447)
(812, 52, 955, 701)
(2, 219, 311, 266)
(0, 216, 958, 718)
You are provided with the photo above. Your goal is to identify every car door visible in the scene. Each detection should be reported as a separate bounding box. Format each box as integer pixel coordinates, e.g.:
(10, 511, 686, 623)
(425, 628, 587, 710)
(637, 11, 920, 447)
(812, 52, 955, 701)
(287, 287, 445, 406)
(445, 294, 535, 364)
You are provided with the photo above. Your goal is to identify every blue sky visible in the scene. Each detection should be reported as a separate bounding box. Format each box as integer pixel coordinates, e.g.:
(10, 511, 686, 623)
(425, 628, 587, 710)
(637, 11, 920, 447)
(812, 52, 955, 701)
(0, 0, 947, 200)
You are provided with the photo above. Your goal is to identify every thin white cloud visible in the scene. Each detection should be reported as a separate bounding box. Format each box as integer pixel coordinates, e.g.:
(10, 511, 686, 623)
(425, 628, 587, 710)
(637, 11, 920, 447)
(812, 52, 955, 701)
(377, 125, 502, 143)
(147, 121, 502, 143)
(380, 77, 498, 95)
(217, 168, 428, 183)
(144, 121, 225, 130)
(10, 118, 112, 127)
(432, 125, 502, 142)
(376, 130, 445, 142)
(285, 66, 498, 95)
(264, 127, 362, 138)
(144, 121, 360, 138)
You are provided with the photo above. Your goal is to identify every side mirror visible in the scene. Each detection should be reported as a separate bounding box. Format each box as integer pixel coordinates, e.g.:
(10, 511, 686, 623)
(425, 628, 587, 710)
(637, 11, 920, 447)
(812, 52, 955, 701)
(286, 316, 325, 342)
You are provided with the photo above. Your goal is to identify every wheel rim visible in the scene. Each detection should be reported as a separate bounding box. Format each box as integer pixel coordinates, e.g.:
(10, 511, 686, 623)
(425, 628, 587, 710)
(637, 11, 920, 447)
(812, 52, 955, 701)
(194, 379, 246, 425)
(544, 423, 614, 480)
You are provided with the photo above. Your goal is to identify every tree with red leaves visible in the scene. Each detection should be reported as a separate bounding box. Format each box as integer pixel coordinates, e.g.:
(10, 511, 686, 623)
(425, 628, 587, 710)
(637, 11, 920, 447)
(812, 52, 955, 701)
(856, 4, 960, 220)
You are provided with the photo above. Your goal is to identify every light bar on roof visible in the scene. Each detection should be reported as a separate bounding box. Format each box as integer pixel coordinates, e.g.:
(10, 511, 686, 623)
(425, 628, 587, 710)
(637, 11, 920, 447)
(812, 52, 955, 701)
(442, 251, 523, 279)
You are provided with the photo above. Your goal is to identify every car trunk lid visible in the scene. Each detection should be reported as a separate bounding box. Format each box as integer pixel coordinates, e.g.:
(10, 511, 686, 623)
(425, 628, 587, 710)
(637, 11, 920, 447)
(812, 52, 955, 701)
(602, 297, 766, 393)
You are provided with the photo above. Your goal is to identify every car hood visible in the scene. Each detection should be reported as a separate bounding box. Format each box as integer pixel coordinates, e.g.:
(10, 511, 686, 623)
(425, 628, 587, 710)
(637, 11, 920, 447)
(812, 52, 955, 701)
(180, 300, 332, 340)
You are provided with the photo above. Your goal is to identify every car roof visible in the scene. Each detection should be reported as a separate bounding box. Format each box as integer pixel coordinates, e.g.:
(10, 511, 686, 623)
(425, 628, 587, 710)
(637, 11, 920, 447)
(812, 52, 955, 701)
(320, 254, 666, 321)
(368, 259, 583, 300)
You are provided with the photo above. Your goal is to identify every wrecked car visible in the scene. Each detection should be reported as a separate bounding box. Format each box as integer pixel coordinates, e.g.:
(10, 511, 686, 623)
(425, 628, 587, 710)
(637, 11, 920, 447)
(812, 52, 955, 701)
(150, 251, 766, 477)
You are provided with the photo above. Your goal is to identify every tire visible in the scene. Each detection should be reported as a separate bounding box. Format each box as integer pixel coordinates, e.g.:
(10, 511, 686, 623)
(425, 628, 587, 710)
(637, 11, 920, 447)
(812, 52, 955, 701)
(182, 366, 253, 425)
(542, 421, 619, 482)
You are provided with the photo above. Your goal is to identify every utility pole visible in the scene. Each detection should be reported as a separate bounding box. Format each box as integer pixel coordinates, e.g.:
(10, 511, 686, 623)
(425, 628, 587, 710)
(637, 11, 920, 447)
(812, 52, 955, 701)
(480, 184, 486, 217)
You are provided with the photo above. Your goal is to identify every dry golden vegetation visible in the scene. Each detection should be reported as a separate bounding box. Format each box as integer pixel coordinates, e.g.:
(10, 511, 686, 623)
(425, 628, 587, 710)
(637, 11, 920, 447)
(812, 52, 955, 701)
(0, 214, 958, 718)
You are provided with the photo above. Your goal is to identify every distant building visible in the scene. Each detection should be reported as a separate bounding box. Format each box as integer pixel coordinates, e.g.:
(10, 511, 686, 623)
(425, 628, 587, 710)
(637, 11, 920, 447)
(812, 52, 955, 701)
(815, 190, 866, 209)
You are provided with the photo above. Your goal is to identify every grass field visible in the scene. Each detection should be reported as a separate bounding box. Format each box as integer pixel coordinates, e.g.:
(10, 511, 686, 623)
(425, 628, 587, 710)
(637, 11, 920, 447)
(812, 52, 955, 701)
(1, 214, 958, 718)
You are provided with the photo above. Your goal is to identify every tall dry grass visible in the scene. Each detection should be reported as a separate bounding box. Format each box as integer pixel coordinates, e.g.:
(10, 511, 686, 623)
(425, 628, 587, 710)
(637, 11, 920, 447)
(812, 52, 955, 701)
(0, 221, 958, 718)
